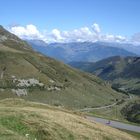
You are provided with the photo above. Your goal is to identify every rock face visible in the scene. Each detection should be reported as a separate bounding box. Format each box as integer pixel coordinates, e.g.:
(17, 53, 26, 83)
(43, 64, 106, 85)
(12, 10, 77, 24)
(0, 66, 6, 79)
(0, 35, 7, 42)
(12, 89, 27, 96)
(11, 77, 45, 96)
(14, 78, 44, 87)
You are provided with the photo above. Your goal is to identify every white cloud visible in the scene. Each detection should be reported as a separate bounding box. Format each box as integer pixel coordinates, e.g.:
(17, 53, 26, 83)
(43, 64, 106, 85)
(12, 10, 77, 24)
(102, 34, 126, 42)
(59, 27, 96, 42)
(51, 29, 64, 41)
(131, 33, 140, 43)
(92, 23, 101, 34)
(9, 23, 127, 43)
(10, 24, 43, 40)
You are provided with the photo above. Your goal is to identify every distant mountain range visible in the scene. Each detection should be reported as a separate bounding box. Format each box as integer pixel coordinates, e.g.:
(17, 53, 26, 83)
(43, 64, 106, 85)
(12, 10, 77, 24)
(27, 40, 138, 63)
(69, 56, 140, 95)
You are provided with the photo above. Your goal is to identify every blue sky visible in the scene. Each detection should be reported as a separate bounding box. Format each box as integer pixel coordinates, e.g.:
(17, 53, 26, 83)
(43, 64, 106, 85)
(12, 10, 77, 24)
(1, 0, 140, 43)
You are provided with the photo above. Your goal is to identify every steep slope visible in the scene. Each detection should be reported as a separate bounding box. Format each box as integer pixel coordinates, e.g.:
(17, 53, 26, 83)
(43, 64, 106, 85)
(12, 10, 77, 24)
(0, 98, 136, 140)
(69, 56, 140, 95)
(0, 25, 32, 51)
(28, 40, 137, 63)
(0, 26, 125, 109)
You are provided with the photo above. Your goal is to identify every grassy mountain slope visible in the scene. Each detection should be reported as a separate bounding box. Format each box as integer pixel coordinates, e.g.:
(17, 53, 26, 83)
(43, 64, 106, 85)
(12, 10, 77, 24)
(69, 56, 140, 95)
(0, 26, 125, 109)
(0, 98, 136, 140)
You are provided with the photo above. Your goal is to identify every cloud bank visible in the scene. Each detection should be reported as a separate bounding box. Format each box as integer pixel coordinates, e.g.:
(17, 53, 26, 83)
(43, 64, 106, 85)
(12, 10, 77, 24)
(10, 24, 43, 40)
(9, 23, 132, 43)
(131, 33, 140, 44)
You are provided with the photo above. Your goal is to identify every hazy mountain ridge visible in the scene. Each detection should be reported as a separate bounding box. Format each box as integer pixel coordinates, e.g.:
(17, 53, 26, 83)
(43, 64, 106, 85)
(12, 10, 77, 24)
(27, 40, 137, 63)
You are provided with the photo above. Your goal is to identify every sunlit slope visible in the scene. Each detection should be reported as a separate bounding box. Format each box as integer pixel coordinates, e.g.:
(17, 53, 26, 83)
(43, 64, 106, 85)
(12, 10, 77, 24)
(0, 98, 136, 140)
(0, 26, 125, 108)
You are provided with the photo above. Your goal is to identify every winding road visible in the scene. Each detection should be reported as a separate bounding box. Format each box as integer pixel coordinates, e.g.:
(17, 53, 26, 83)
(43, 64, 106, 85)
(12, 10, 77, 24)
(78, 94, 133, 112)
(78, 94, 140, 133)
(78, 102, 117, 112)
(86, 116, 140, 133)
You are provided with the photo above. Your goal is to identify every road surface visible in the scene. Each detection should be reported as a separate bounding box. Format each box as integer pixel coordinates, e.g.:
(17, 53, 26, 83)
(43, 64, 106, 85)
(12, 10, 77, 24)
(86, 116, 140, 133)
(79, 102, 117, 112)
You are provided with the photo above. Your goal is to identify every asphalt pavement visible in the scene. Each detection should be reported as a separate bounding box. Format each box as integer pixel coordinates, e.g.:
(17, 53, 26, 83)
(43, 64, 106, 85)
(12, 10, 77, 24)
(86, 116, 140, 133)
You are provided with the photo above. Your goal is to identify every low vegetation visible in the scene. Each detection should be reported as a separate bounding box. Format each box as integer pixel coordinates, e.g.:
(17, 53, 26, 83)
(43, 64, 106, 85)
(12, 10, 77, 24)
(121, 100, 140, 124)
(121, 130, 140, 140)
(0, 98, 136, 140)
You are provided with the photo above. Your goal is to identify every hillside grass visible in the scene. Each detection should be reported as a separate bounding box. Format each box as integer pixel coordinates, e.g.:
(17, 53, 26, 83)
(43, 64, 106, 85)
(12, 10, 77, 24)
(0, 98, 137, 140)
(120, 130, 140, 139)
(0, 28, 126, 109)
(70, 56, 140, 95)
(0, 50, 125, 109)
